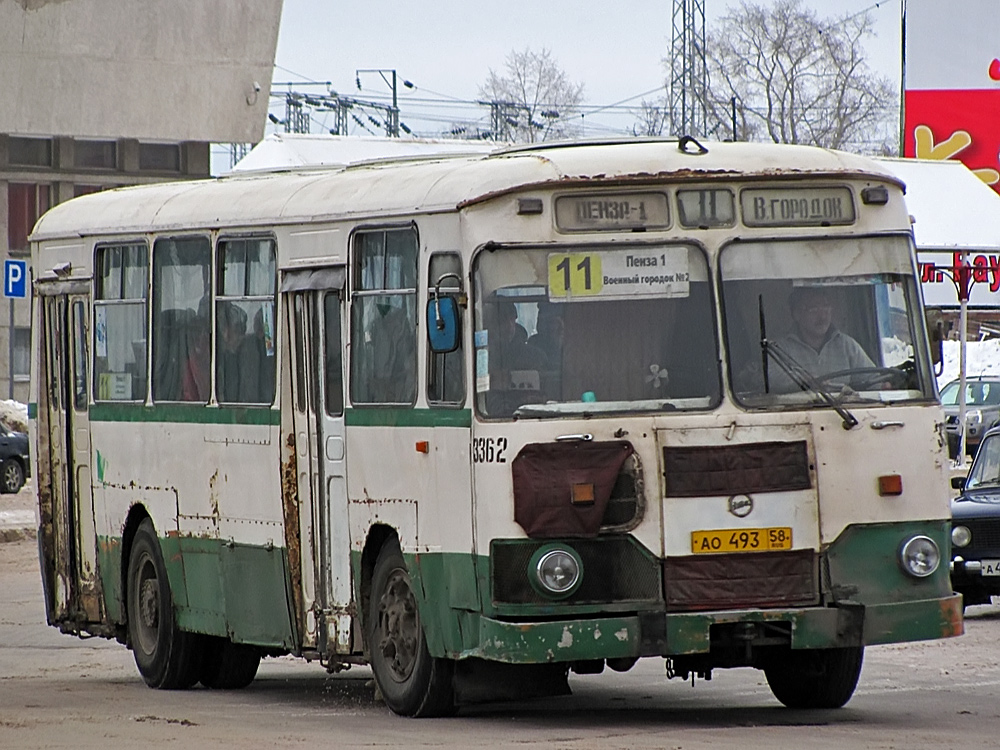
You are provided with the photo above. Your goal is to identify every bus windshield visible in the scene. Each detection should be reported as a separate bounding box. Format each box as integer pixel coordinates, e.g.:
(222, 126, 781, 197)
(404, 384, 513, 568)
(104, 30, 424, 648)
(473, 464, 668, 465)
(473, 243, 720, 419)
(721, 235, 935, 407)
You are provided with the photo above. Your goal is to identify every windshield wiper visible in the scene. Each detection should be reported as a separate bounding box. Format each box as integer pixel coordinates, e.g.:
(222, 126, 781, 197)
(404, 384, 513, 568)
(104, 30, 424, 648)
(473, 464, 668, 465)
(758, 296, 858, 430)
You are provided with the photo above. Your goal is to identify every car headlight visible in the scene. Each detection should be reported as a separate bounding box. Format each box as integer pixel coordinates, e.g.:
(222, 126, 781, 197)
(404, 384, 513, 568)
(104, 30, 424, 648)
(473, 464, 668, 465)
(968, 410, 983, 425)
(530, 546, 583, 598)
(899, 535, 941, 578)
(952, 525, 972, 548)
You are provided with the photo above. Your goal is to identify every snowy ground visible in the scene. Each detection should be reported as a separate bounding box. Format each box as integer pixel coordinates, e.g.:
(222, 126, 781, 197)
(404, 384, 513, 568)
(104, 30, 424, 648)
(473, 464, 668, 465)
(938, 339, 1000, 386)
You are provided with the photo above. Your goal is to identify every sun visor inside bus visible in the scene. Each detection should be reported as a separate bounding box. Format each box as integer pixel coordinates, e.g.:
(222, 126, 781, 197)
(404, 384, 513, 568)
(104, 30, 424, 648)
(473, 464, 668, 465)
(512, 441, 634, 538)
(279, 267, 346, 293)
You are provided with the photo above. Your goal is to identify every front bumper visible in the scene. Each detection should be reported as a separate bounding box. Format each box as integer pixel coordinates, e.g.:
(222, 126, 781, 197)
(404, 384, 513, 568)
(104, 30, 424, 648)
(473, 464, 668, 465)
(458, 594, 963, 664)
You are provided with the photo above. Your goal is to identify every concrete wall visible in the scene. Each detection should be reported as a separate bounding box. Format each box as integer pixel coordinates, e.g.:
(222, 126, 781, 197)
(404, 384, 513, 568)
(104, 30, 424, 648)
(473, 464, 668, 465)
(0, 0, 283, 143)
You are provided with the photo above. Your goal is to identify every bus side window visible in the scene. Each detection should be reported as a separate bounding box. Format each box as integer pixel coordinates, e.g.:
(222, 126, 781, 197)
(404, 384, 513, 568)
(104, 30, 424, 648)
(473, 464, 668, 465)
(350, 228, 418, 405)
(94, 242, 148, 402)
(427, 252, 464, 406)
(152, 236, 211, 403)
(216, 237, 277, 405)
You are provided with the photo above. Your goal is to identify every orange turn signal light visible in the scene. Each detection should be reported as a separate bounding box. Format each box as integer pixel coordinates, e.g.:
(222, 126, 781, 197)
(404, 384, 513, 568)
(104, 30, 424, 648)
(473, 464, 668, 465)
(571, 482, 595, 505)
(878, 474, 903, 496)
(415, 441, 429, 454)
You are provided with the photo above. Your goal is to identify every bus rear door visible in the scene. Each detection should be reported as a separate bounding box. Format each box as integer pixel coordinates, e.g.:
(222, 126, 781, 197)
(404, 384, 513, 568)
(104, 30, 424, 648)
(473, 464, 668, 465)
(36, 286, 103, 630)
(283, 268, 352, 655)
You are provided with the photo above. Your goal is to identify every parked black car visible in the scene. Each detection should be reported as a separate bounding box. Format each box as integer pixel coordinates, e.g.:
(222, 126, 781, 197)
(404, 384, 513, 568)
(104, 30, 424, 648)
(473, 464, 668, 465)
(0, 420, 30, 494)
(951, 425, 1000, 607)
(941, 376, 1000, 458)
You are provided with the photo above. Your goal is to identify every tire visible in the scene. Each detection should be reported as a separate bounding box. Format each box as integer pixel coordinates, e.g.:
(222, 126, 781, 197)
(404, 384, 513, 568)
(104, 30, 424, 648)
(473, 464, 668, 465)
(0, 458, 24, 494)
(126, 519, 203, 689)
(764, 646, 864, 709)
(200, 636, 261, 689)
(368, 538, 454, 717)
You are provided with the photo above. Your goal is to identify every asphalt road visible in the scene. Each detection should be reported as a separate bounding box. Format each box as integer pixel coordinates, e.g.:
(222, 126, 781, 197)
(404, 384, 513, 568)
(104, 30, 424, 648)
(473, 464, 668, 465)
(2, 530, 1000, 750)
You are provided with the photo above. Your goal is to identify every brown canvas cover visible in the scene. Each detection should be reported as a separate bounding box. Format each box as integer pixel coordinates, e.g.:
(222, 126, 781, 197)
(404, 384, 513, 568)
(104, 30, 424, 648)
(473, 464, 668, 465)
(512, 441, 633, 538)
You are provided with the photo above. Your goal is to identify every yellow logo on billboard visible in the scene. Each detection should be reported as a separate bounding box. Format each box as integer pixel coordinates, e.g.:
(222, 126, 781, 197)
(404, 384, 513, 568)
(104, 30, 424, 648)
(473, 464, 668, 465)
(547, 253, 603, 298)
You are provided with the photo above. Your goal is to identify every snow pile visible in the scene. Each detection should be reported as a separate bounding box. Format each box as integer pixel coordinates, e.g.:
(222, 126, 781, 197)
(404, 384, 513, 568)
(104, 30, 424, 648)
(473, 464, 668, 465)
(938, 339, 1000, 388)
(0, 400, 28, 433)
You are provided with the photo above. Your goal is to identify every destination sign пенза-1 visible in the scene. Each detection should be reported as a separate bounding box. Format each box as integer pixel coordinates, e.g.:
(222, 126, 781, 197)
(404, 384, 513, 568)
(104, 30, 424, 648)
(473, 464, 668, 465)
(555, 192, 670, 232)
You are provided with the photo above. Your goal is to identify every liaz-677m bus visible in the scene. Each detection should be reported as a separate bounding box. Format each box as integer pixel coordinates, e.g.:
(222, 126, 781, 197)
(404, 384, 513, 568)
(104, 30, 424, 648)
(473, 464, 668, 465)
(29, 137, 962, 716)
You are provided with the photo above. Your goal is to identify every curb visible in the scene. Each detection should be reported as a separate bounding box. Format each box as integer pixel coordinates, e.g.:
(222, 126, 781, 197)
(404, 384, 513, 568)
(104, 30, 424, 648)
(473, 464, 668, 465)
(0, 509, 37, 544)
(0, 526, 36, 543)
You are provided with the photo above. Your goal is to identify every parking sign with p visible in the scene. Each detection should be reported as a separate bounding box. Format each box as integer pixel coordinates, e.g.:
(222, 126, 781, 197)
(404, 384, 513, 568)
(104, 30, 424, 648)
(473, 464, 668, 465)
(4, 260, 27, 299)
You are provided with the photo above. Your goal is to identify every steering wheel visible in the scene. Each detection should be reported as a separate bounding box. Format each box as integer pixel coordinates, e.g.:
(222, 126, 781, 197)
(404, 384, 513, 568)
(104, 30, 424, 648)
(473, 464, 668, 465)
(814, 366, 908, 391)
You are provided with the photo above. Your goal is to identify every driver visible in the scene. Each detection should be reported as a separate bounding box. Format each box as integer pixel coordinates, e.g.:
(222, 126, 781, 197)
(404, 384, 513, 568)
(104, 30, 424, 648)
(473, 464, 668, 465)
(770, 286, 876, 393)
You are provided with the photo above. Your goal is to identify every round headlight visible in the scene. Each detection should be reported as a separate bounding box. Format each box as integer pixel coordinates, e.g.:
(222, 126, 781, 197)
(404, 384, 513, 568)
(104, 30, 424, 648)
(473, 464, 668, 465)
(952, 525, 972, 548)
(531, 547, 582, 597)
(899, 535, 941, 578)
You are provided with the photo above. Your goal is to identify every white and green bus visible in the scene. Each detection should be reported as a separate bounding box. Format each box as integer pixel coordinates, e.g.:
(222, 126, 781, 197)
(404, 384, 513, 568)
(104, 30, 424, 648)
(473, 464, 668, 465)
(29, 138, 962, 716)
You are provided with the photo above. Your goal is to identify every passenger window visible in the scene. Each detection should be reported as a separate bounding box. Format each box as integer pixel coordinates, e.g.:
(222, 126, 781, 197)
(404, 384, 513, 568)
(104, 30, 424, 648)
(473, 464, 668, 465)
(94, 242, 148, 401)
(350, 228, 418, 405)
(152, 236, 211, 402)
(216, 238, 277, 405)
(427, 253, 465, 405)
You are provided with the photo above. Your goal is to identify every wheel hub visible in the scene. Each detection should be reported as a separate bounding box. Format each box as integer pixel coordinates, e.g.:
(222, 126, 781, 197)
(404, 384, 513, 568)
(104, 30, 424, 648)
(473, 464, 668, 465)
(377, 570, 419, 682)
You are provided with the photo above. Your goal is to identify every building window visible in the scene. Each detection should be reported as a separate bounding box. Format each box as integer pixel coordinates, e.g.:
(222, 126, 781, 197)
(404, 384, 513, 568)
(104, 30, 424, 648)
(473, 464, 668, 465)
(74, 139, 117, 170)
(139, 143, 181, 172)
(94, 243, 149, 401)
(8, 137, 52, 167)
(152, 237, 211, 402)
(7, 183, 51, 252)
(74, 185, 103, 198)
(12, 328, 30, 379)
(216, 237, 276, 405)
(427, 252, 465, 405)
(350, 228, 418, 405)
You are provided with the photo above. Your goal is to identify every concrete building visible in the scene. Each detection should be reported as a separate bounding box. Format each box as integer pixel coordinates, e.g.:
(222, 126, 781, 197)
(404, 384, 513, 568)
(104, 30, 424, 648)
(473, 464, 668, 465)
(0, 0, 282, 402)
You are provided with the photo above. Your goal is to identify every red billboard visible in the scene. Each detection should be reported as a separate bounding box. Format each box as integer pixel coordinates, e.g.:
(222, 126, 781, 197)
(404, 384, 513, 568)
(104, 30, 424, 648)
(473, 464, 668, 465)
(903, 1, 1000, 191)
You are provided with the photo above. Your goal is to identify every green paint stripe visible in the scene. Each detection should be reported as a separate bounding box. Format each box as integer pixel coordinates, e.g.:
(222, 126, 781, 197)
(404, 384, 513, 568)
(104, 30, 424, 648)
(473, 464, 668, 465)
(345, 407, 471, 428)
(27, 402, 37, 419)
(89, 402, 280, 425)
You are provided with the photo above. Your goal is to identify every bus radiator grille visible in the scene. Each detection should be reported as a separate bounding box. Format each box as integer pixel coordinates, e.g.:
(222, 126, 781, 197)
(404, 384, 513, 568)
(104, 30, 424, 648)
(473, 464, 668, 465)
(663, 549, 819, 611)
(490, 537, 662, 606)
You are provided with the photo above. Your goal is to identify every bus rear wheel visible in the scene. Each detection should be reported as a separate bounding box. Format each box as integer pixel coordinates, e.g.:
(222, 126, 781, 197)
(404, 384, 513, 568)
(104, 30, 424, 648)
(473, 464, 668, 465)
(126, 519, 203, 689)
(764, 646, 864, 709)
(200, 636, 261, 689)
(368, 538, 454, 717)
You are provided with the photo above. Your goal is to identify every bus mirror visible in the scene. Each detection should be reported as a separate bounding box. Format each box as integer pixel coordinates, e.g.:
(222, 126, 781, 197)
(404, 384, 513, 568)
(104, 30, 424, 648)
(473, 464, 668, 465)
(925, 309, 944, 368)
(427, 295, 460, 353)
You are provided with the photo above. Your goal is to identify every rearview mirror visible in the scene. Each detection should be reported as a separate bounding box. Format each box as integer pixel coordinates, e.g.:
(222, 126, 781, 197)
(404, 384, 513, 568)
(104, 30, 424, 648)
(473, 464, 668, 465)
(951, 475, 966, 491)
(427, 295, 460, 353)
(925, 309, 945, 372)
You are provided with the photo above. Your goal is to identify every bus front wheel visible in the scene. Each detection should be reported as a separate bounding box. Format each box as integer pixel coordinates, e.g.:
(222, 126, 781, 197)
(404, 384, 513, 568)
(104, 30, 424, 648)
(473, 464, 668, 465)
(368, 538, 455, 717)
(764, 646, 864, 709)
(126, 519, 203, 689)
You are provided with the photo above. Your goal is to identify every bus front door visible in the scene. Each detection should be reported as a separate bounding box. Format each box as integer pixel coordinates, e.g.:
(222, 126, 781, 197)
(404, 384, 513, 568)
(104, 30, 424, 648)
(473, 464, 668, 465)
(37, 290, 102, 630)
(286, 286, 351, 655)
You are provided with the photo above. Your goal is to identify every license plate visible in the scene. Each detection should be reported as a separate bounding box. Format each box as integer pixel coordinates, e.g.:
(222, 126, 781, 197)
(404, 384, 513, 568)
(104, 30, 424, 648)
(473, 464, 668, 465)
(982, 560, 1000, 576)
(691, 527, 793, 554)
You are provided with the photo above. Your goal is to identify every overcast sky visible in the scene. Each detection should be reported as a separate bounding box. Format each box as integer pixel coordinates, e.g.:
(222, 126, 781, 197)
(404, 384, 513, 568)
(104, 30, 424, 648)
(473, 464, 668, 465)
(266, 0, 902, 140)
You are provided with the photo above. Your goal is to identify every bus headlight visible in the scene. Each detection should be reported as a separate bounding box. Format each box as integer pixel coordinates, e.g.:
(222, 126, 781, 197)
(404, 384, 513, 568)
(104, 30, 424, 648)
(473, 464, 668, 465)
(899, 535, 940, 578)
(530, 546, 583, 598)
(952, 525, 972, 548)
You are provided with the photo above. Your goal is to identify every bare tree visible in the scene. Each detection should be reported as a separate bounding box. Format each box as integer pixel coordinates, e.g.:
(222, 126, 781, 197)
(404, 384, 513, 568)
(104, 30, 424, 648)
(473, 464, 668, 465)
(479, 48, 584, 142)
(633, 99, 669, 137)
(704, 0, 895, 153)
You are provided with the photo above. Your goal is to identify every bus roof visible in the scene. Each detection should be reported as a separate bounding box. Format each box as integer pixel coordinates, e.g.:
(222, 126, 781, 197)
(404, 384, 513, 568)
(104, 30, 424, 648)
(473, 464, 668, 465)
(31, 139, 901, 242)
